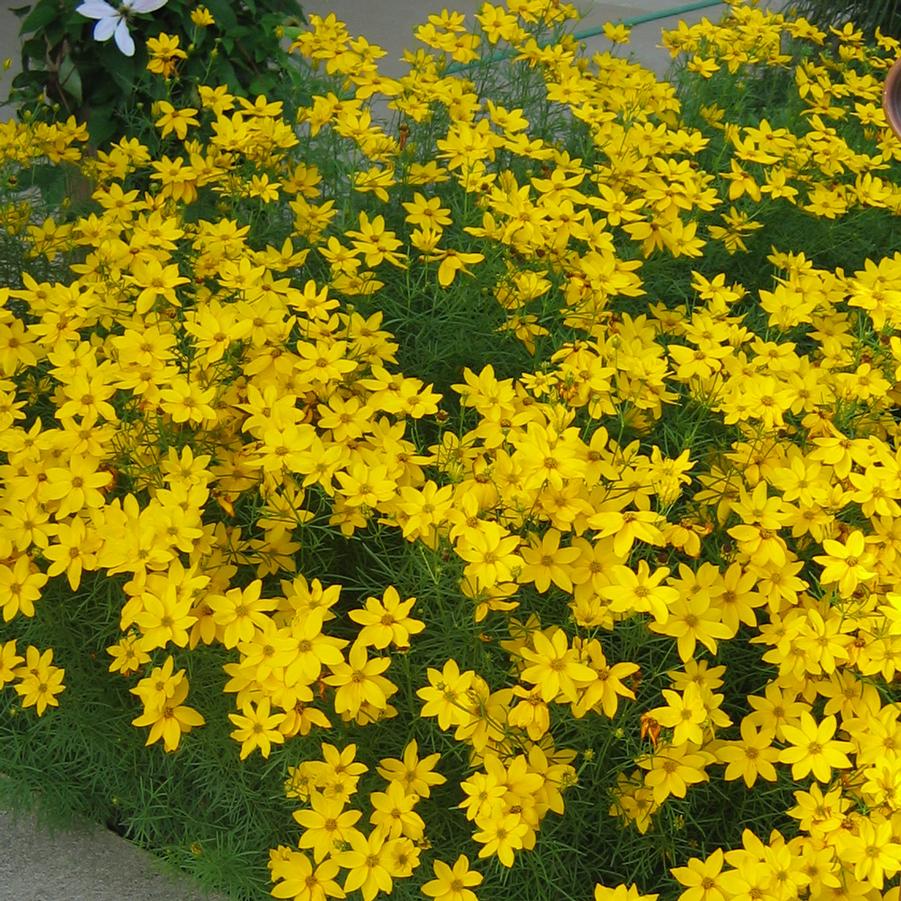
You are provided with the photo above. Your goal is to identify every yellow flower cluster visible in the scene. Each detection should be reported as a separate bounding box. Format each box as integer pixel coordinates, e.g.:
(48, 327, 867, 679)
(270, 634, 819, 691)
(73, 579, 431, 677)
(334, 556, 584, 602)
(272, 740, 448, 899)
(3, 0, 901, 898)
(0, 640, 64, 716)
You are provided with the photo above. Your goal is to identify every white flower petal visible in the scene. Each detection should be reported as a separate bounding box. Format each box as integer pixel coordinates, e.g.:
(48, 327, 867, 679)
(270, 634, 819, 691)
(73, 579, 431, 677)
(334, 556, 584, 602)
(129, 0, 169, 12)
(76, 0, 118, 19)
(93, 16, 119, 41)
(113, 18, 135, 56)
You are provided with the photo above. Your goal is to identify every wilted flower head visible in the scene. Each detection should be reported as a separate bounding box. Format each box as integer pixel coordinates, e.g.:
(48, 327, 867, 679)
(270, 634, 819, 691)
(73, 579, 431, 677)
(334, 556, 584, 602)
(76, 0, 169, 57)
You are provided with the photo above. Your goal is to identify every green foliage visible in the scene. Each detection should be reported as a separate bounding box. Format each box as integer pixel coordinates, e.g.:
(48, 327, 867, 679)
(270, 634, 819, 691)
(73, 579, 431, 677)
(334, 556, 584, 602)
(9, 0, 309, 146)
(3, 3, 901, 901)
(788, 0, 901, 37)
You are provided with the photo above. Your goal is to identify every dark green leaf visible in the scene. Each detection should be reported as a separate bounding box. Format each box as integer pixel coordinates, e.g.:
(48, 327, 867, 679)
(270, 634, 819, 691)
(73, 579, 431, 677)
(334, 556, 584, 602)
(214, 56, 242, 93)
(28, 163, 67, 206)
(102, 51, 138, 92)
(19, 35, 46, 62)
(204, 0, 239, 31)
(21, 0, 62, 34)
(249, 74, 276, 95)
(57, 52, 82, 106)
(86, 106, 115, 146)
(10, 69, 49, 90)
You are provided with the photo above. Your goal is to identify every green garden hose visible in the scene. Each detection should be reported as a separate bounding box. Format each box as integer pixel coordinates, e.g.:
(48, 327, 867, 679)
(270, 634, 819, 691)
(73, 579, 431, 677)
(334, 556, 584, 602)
(444, 0, 726, 73)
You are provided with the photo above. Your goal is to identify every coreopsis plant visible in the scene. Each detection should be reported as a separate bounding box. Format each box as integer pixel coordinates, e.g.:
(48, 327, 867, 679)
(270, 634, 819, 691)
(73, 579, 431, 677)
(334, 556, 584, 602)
(5, 1, 901, 900)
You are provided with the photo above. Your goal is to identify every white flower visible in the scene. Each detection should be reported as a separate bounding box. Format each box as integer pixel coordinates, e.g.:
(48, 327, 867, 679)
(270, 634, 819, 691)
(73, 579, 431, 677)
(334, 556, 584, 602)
(75, 0, 169, 57)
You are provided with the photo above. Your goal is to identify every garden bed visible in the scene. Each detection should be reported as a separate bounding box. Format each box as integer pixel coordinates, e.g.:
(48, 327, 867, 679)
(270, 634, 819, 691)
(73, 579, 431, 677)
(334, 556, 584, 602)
(3, 2, 901, 900)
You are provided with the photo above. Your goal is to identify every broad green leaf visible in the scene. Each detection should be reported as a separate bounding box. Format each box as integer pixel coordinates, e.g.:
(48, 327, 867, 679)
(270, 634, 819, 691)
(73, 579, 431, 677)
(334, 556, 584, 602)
(21, 0, 61, 34)
(57, 52, 83, 106)
(86, 106, 115, 146)
(203, 0, 238, 31)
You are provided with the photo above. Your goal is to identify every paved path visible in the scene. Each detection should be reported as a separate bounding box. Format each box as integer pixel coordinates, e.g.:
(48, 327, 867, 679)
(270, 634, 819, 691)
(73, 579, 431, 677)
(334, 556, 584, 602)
(304, 0, 729, 78)
(0, 808, 222, 901)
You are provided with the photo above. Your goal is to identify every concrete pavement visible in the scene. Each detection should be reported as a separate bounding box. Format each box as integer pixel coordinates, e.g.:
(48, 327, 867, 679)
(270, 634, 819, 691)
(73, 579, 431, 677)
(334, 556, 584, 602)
(302, 0, 729, 77)
(0, 807, 222, 901)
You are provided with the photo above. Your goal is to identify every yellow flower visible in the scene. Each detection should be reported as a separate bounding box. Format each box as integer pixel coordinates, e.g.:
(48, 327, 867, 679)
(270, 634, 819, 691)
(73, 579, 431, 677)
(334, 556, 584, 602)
(600, 561, 677, 624)
(602, 22, 631, 44)
(284, 608, 346, 686)
(454, 521, 523, 589)
(474, 5, 522, 45)
(571, 638, 638, 719)
(459, 767, 506, 824)
(587, 508, 666, 559)
(417, 659, 475, 730)
(345, 212, 406, 268)
(422, 855, 483, 901)
(131, 676, 204, 751)
(146, 33, 187, 77)
(43, 456, 113, 519)
(430, 248, 486, 287)
(649, 587, 732, 661)
(349, 586, 424, 650)
(190, 6, 215, 27)
(55, 372, 118, 422)
(473, 811, 528, 867)
(13, 645, 65, 716)
(198, 85, 234, 116)
(671, 849, 727, 901)
(208, 580, 277, 648)
(0, 554, 48, 622)
(519, 627, 596, 704)
(648, 685, 708, 747)
(247, 173, 281, 203)
(133, 582, 196, 651)
(786, 783, 849, 836)
(228, 698, 287, 760)
(394, 481, 454, 543)
(237, 619, 297, 683)
(836, 817, 901, 889)
(106, 634, 150, 676)
(128, 256, 189, 314)
(0, 640, 24, 687)
(745, 683, 807, 742)
(323, 641, 392, 718)
(334, 462, 397, 510)
(368, 781, 424, 840)
(40, 516, 102, 591)
(594, 885, 658, 901)
(638, 743, 714, 805)
(812, 529, 877, 597)
(779, 711, 853, 783)
(159, 376, 218, 426)
(516, 528, 581, 593)
(270, 850, 345, 901)
(150, 155, 199, 203)
(333, 829, 395, 901)
(292, 794, 362, 863)
(401, 192, 452, 229)
(377, 739, 445, 799)
(715, 718, 780, 787)
(154, 101, 200, 140)
(508, 684, 550, 739)
(687, 55, 719, 77)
